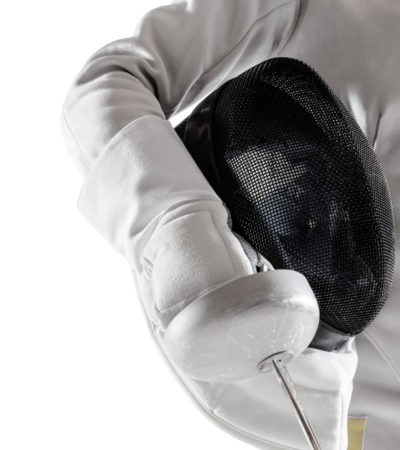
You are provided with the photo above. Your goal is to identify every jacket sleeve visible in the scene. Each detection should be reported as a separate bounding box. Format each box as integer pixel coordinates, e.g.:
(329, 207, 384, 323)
(59, 0, 300, 326)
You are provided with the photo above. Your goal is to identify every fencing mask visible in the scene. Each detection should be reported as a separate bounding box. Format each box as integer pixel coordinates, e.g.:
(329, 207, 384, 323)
(173, 57, 396, 353)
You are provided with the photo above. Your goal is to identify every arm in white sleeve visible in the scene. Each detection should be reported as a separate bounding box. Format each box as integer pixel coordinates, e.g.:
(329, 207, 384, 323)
(59, 0, 300, 327)
(59, 3, 359, 448)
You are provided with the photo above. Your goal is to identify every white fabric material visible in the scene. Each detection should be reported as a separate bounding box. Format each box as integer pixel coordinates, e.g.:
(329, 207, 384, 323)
(60, 0, 400, 448)
(73, 113, 254, 328)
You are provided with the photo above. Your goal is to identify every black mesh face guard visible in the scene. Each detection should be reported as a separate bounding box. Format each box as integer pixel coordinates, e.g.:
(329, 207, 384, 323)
(175, 57, 396, 351)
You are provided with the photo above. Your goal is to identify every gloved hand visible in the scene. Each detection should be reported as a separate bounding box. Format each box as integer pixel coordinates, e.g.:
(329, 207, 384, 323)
(133, 212, 358, 450)
(132, 193, 356, 450)
(139, 197, 256, 329)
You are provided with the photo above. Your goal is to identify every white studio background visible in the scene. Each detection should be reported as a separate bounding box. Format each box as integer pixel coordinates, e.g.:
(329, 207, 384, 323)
(0, 1, 253, 449)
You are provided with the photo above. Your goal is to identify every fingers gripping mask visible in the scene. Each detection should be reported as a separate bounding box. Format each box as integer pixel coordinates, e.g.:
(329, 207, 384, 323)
(173, 57, 396, 353)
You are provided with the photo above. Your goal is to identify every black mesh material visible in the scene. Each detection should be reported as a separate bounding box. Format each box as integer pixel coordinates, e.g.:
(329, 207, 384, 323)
(175, 57, 395, 336)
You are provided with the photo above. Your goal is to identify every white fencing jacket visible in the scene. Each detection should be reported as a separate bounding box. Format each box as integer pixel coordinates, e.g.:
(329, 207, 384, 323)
(60, 1, 400, 449)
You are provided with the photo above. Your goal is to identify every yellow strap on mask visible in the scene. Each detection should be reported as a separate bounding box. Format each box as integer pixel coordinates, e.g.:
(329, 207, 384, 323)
(348, 417, 367, 450)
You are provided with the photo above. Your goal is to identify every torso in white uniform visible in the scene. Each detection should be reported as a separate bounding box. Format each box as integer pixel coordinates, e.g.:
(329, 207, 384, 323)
(60, 1, 400, 448)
